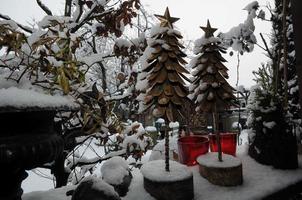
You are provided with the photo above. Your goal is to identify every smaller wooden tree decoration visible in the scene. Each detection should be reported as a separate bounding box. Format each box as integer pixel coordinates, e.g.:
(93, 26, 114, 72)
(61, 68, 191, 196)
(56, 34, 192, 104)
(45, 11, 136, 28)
(189, 20, 236, 162)
(141, 7, 190, 171)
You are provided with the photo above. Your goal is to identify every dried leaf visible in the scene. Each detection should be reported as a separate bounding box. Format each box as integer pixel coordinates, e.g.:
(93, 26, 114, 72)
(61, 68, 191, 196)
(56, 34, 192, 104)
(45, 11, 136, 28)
(152, 45, 162, 54)
(174, 85, 188, 97)
(58, 69, 70, 94)
(164, 84, 173, 96)
(158, 95, 170, 105)
(164, 60, 174, 70)
(171, 95, 182, 105)
(168, 52, 176, 58)
(168, 72, 184, 84)
(148, 84, 163, 97)
(178, 57, 187, 65)
(166, 106, 174, 122)
(155, 68, 167, 84)
(158, 52, 168, 62)
(144, 94, 153, 104)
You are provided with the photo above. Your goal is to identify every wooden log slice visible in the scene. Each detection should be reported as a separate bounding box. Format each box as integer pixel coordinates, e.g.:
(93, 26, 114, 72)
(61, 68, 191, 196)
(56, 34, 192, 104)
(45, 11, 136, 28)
(197, 152, 243, 186)
(141, 160, 194, 200)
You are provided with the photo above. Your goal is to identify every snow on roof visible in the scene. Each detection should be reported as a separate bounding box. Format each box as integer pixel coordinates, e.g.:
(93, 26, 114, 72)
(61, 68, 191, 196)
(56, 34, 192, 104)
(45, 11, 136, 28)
(140, 160, 192, 182)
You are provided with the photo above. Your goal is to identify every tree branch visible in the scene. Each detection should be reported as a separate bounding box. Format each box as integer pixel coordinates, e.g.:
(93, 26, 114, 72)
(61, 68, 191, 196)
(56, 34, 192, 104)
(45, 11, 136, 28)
(36, 0, 53, 16)
(0, 13, 33, 33)
(64, 0, 72, 17)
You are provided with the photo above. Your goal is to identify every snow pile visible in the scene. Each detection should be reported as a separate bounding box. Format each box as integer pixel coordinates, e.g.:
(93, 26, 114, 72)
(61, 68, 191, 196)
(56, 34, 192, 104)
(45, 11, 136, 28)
(141, 160, 192, 182)
(0, 87, 77, 109)
(23, 130, 302, 200)
(197, 152, 242, 168)
(145, 126, 157, 132)
(169, 121, 179, 129)
(82, 176, 119, 198)
(23, 185, 75, 200)
(101, 156, 129, 185)
(156, 118, 165, 124)
(0, 73, 78, 109)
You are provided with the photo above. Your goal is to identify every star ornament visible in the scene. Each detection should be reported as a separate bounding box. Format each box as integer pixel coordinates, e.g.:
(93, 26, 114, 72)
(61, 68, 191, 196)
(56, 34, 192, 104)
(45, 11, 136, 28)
(154, 7, 179, 29)
(200, 20, 217, 38)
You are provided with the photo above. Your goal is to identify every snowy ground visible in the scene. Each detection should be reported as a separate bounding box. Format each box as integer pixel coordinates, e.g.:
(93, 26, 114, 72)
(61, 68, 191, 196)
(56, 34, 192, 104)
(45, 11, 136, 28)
(23, 130, 302, 200)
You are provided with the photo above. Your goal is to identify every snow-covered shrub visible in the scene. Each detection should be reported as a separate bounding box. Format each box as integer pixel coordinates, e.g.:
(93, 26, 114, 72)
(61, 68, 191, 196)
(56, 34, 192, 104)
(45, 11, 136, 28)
(121, 121, 152, 161)
(247, 86, 297, 169)
(101, 156, 132, 196)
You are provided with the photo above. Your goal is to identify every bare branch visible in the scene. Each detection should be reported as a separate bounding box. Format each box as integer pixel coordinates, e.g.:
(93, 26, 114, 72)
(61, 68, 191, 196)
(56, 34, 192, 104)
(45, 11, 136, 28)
(0, 13, 10, 20)
(74, 0, 84, 23)
(0, 14, 33, 33)
(36, 0, 53, 16)
(260, 33, 273, 59)
(65, 0, 72, 17)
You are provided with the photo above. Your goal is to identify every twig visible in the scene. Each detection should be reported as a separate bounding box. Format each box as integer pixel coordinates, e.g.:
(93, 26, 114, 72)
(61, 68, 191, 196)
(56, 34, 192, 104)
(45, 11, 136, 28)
(36, 0, 53, 16)
(0, 13, 33, 33)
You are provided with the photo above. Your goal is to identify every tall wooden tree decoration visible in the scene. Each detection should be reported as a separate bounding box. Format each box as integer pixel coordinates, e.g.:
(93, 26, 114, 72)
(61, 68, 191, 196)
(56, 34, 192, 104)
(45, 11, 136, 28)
(142, 7, 189, 171)
(189, 20, 236, 161)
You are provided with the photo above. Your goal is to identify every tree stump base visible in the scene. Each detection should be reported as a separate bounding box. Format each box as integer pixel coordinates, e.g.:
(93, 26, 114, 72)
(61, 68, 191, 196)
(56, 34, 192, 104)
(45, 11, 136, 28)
(197, 152, 243, 186)
(141, 160, 194, 200)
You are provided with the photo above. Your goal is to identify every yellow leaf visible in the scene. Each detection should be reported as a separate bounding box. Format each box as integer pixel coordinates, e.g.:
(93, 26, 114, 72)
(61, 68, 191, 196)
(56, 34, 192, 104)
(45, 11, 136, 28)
(58, 69, 70, 94)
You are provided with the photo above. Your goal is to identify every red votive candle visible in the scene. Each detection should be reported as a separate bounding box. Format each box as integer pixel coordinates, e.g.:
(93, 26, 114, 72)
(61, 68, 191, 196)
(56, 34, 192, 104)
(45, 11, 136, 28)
(178, 136, 209, 166)
(209, 132, 237, 156)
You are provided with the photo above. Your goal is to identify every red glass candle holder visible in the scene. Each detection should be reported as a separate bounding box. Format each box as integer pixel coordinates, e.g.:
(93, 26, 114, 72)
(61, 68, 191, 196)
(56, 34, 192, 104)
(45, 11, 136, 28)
(178, 136, 209, 166)
(209, 132, 237, 156)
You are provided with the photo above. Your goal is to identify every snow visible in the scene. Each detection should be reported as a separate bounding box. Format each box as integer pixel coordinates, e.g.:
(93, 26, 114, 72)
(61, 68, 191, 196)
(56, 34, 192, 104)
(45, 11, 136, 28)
(85, 176, 119, 197)
(122, 167, 155, 200)
(243, 1, 259, 13)
(22, 130, 302, 200)
(0, 19, 19, 30)
(262, 121, 276, 129)
(78, 53, 104, 66)
(101, 156, 129, 185)
(219, 1, 258, 53)
(23, 150, 302, 200)
(0, 87, 78, 110)
(140, 160, 192, 182)
(145, 126, 157, 132)
(197, 152, 242, 168)
(169, 121, 179, 129)
(193, 37, 221, 54)
(155, 118, 165, 124)
(22, 186, 74, 200)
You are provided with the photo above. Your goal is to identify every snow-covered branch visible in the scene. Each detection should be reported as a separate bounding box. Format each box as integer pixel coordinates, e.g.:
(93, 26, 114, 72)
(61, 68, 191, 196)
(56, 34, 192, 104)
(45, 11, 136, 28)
(36, 0, 53, 16)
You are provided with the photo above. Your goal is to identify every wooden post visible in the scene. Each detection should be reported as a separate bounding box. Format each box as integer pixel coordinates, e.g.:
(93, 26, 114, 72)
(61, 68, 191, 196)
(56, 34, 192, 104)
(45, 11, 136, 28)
(213, 104, 222, 162)
(164, 117, 170, 171)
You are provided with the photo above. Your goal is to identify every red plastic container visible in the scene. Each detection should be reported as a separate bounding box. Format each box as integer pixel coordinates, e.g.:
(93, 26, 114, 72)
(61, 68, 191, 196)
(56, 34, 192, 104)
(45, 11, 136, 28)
(209, 132, 237, 156)
(178, 136, 209, 166)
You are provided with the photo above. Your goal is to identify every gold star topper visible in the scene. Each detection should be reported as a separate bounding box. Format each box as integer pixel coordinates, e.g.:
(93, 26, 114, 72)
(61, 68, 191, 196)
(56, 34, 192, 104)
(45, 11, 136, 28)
(200, 20, 217, 38)
(154, 7, 179, 29)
